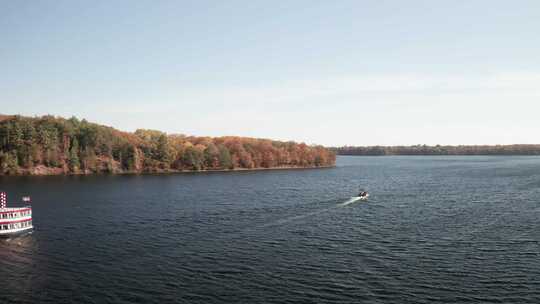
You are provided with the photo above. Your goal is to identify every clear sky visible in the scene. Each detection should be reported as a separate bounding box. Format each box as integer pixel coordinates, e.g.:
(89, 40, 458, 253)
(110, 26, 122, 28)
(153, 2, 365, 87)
(1, 1, 539, 146)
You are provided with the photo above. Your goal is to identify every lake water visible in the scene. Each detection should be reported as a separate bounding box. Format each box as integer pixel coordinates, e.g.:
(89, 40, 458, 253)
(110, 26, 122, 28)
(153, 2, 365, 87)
(1, 156, 540, 303)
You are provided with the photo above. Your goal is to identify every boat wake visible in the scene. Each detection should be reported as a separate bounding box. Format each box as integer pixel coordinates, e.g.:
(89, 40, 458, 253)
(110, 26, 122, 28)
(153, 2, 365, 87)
(339, 197, 362, 207)
(259, 197, 367, 229)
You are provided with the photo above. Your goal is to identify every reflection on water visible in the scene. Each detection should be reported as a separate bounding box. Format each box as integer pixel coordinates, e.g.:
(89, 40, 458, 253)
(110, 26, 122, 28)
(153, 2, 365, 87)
(0, 234, 37, 304)
(0, 233, 36, 260)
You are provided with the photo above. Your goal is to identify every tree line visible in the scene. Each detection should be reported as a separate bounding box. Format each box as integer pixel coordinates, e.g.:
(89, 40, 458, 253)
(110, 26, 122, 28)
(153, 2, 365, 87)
(0, 115, 335, 175)
(334, 145, 540, 156)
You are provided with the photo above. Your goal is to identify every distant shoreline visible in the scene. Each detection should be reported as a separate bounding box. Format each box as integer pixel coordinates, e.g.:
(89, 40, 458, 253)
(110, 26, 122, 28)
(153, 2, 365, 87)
(337, 154, 540, 157)
(333, 144, 540, 156)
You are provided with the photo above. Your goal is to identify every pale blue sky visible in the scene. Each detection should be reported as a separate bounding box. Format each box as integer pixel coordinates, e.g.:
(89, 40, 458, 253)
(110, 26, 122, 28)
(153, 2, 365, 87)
(1, 1, 539, 146)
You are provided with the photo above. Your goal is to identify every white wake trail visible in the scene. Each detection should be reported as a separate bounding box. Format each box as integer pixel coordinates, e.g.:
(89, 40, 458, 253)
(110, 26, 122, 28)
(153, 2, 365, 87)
(339, 197, 362, 207)
(259, 197, 365, 229)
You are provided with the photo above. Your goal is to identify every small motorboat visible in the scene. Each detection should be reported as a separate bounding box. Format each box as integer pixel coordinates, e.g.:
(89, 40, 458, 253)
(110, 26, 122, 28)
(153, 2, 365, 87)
(357, 191, 369, 201)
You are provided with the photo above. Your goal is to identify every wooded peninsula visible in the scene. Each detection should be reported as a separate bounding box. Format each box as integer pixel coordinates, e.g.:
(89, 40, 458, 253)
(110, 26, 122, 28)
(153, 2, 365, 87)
(0, 115, 335, 175)
(335, 145, 540, 156)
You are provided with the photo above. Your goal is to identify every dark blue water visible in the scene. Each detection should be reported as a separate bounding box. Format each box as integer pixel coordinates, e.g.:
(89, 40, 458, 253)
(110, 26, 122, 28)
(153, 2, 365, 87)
(1, 156, 540, 303)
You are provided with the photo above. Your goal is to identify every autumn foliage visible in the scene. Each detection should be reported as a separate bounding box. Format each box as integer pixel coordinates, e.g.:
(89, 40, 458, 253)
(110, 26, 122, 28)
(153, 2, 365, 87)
(0, 115, 335, 175)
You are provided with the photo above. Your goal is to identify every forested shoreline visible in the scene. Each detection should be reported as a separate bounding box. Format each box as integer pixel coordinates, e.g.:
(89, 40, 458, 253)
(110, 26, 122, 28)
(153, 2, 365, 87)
(0, 115, 335, 175)
(335, 145, 540, 156)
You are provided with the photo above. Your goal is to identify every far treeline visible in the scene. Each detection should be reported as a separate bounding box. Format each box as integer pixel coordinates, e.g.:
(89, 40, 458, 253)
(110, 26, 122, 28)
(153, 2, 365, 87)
(0, 115, 335, 175)
(335, 145, 540, 156)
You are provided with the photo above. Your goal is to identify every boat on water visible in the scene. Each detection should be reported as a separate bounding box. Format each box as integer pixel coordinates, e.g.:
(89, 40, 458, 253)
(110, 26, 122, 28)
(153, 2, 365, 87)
(357, 191, 369, 201)
(0, 192, 33, 238)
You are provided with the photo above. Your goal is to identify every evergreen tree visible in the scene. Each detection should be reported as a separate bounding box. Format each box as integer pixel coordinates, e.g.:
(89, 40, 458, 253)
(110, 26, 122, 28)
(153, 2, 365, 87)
(182, 146, 204, 170)
(156, 134, 170, 165)
(0, 152, 19, 174)
(217, 144, 232, 169)
(69, 137, 80, 171)
(203, 143, 219, 169)
(81, 147, 97, 172)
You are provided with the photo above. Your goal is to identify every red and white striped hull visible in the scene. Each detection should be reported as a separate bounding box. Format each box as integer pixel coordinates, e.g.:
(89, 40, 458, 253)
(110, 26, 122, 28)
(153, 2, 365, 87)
(0, 207, 33, 238)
